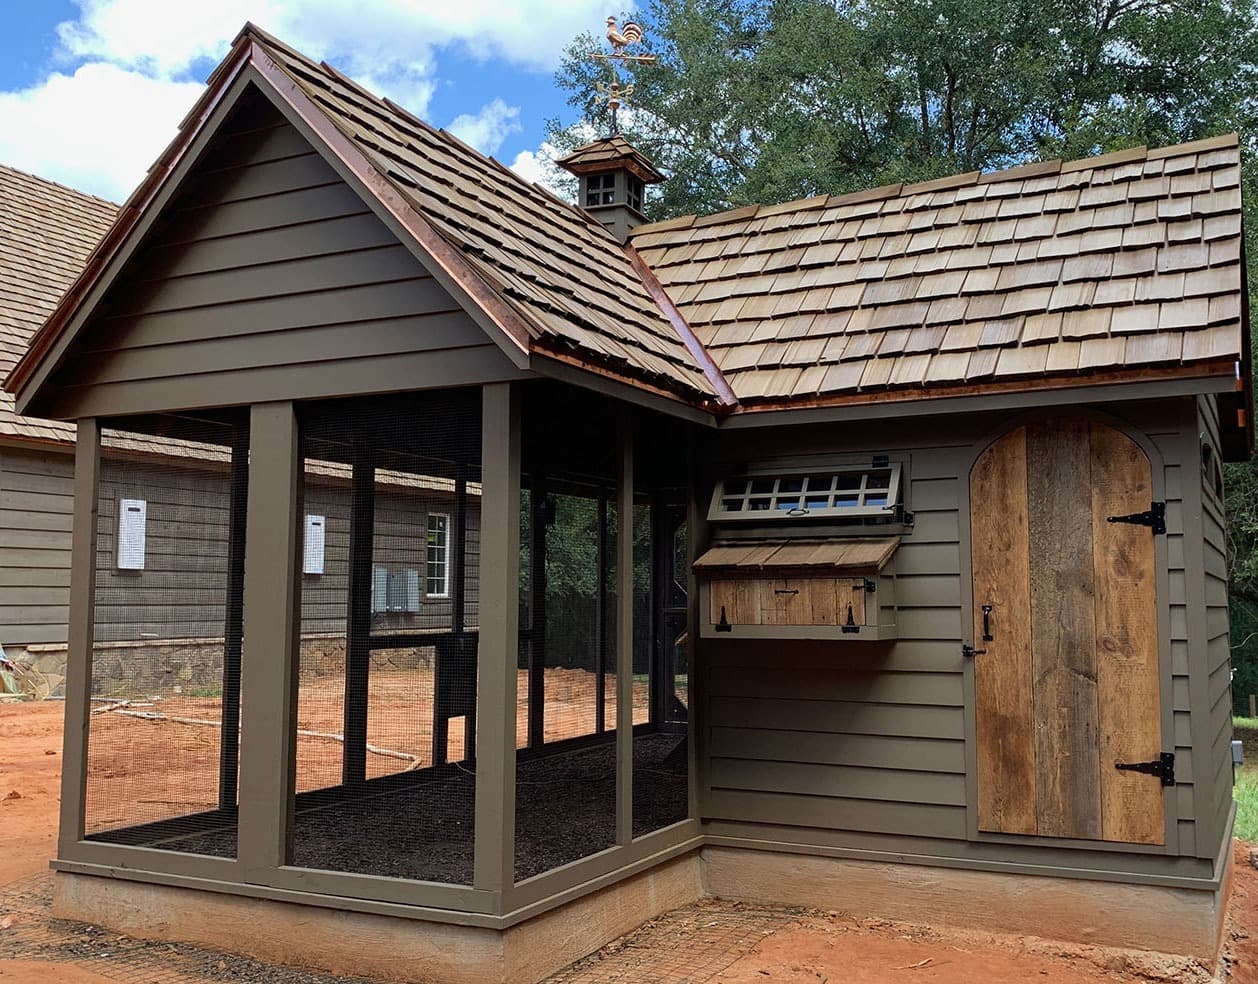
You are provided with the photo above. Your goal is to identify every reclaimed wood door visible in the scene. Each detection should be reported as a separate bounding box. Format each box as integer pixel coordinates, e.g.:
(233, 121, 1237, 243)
(970, 420, 1164, 844)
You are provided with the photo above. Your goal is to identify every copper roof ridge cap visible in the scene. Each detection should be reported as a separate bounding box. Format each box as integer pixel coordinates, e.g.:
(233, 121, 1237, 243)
(0, 164, 120, 209)
(623, 244, 738, 408)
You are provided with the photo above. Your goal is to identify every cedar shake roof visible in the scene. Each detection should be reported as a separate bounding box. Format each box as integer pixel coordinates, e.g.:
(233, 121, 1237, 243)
(556, 137, 666, 183)
(694, 537, 899, 575)
(631, 137, 1247, 405)
(0, 165, 116, 444)
(251, 32, 715, 402)
(4, 24, 1249, 429)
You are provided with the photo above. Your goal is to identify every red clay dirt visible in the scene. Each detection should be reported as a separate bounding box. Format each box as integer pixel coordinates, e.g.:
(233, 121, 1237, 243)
(0, 694, 1251, 983)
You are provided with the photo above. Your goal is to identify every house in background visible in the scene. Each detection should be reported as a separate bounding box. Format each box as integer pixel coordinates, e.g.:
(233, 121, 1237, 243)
(1, 165, 480, 701)
(0, 166, 116, 693)
(4, 23, 1254, 984)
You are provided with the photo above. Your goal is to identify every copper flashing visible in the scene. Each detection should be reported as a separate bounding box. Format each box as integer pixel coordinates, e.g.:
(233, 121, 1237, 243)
(624, 245, 738, 408)
(246, 41, 535, 365)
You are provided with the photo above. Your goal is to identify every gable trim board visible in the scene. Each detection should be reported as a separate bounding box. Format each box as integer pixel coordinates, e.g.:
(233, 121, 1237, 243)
(10, 68, 532, 421)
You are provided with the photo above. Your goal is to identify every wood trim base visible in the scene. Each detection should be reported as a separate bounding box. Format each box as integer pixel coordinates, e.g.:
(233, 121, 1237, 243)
(700, 845, 1231, 963)
(52, 854, 703, 984)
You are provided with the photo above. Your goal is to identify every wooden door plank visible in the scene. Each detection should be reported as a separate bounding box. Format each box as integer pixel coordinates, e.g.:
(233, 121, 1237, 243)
(809, 577, 837, 625)
(972, 427, 1037, 835)
(1091, 423, 1164, 845)
(1027, 420, 1101, 840)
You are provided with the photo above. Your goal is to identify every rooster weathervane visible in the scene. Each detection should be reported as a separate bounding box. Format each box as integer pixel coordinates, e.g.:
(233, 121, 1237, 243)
(589, 16, 657, 136)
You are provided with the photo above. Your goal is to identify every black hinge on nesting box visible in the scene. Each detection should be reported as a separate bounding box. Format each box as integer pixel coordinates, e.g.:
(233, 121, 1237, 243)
(1114, 752, 1175, 786)
(1106, 500, 1166, 535)
(716, 606, 732, 632)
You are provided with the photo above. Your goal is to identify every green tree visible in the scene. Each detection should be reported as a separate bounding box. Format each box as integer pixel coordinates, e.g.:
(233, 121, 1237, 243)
(549, 0, 1258, 695)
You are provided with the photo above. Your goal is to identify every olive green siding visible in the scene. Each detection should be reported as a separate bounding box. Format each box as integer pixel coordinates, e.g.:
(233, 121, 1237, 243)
(0, 445, 74, 648)
(1198, 395, 1235, 848)
(696, 397, 1222, 880)
(37, 89, 521, 420)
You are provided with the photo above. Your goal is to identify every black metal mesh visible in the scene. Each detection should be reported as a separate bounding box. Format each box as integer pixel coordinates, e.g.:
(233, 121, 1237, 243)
(84, 413, 248, 856)
(633, 495, 690, 838)
(287, 391, 481, 884)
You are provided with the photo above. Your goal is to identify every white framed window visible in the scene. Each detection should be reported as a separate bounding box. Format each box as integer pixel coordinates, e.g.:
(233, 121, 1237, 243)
(303, 514, 326, 575)
(116, 498, 147, 570)
(426, 513, 450, 598)
(709, 463, 903, 521)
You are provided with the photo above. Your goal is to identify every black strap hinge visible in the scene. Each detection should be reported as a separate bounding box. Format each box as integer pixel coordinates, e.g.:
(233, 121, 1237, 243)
(1114, 752, 1175, 786)
(1106, 500, 1165, 535)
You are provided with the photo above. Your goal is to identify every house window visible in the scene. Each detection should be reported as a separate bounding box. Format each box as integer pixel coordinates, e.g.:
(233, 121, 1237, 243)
(116, 498, 147, 570)
(709, 464, 903, 521)
(585, 172, 616, 207)
(426, 514, 450, 597)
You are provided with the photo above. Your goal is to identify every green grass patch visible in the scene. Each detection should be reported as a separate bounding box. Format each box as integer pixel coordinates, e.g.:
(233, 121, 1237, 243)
(1235, 766, 1258, 841)
(1233, 718, 1258, 840)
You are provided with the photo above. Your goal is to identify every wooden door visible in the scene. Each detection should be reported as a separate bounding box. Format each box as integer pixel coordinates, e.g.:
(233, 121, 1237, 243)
(970, 420, 1164, 844)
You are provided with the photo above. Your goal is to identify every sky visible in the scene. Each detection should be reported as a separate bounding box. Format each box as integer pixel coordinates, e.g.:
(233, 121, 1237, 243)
(0, 0, 608, 203)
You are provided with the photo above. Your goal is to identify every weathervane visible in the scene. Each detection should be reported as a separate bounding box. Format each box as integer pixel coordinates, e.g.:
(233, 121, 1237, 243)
(589, 16, 657, 136)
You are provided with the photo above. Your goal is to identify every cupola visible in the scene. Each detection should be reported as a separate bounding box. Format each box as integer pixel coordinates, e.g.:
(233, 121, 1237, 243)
(557, 136, 666, 241)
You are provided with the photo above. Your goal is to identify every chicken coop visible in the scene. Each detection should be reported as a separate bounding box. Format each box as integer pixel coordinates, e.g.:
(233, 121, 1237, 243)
(5, 23, 1251, 984)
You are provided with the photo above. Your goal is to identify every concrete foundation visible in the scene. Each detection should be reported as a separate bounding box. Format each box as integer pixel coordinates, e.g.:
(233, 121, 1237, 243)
(53, 853, 704, 984)
(700, 845, 1232, 963)
(51, 844, 1232, 981)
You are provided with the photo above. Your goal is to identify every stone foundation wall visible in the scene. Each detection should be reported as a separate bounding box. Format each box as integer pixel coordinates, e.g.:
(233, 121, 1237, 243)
(17, 636, 438, 698)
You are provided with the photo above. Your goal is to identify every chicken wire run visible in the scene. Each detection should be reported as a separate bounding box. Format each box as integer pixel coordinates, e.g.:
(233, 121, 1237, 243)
(78, 385, 691, 886)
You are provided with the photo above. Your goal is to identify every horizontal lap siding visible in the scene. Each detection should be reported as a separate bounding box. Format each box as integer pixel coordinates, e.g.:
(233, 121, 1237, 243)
(93, 457, 477, 643)
(0, 447, 74, 647)
(701, 401, 1202, 870)
(1198, 397, 1234, 844)
(47, 92, 515, 418)
(703, 438, 969, 843)
(299, 479, 481, 637)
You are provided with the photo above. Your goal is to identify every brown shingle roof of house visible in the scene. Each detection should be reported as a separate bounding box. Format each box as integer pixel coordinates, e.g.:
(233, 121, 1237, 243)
(630, 136, 1246, 405)
(0, 165, 116, 444)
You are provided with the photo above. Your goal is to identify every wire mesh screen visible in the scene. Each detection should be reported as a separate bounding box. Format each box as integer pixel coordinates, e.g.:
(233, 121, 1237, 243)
(289, 391, 480, 884)
(84, 414, 248, 856)
(515, 485, 618, 881)
(633, 498, 690, 838)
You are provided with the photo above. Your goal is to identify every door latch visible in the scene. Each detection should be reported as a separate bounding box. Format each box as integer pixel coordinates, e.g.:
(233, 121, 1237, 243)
(961, 643, 986, 658)
(1114, 752, 1175, 786)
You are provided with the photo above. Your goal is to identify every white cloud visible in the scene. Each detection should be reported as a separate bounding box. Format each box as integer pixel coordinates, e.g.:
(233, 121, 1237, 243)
(448, 99, 522, 156)
(56, 0, 613, 76)
(4, 0, 622, 199)
(0, 62, 203, 201)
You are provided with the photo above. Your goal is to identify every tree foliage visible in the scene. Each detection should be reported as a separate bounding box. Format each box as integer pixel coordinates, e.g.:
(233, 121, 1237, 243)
(548, 0, 1258, 694)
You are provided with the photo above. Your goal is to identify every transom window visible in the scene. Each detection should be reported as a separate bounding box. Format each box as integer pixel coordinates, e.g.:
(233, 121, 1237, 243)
(585, 172, 616, 207)
(426, 513, 450, 597)
(710, 464, 902, 521)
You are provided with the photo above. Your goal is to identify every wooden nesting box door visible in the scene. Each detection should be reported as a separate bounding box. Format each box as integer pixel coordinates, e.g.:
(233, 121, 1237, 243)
(970, 421, 1163, 845)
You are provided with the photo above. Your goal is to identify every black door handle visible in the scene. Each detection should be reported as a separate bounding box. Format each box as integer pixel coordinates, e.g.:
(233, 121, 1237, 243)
(981, 604, 993, 642)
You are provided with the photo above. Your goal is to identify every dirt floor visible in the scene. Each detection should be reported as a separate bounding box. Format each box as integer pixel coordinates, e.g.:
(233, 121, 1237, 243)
(0, 696, 1253, 983)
